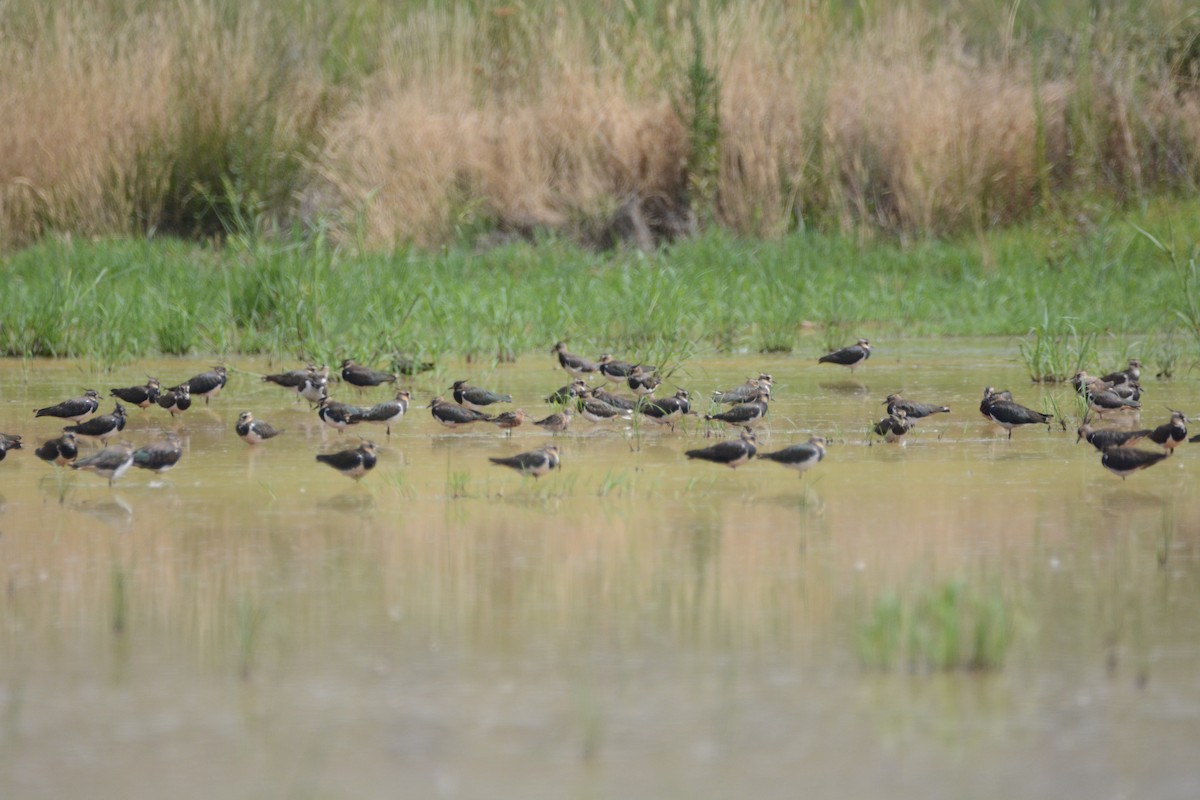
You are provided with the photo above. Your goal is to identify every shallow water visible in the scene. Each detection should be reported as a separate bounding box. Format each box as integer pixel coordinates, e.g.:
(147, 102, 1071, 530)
(2, 341, 1199, 799)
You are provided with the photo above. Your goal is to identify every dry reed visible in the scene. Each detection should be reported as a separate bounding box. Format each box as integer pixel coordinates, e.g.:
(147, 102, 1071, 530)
(0, 0, 1197, 251)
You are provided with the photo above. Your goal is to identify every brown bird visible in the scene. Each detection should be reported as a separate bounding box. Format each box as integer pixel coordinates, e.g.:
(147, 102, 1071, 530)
(490, 409, 527, 437)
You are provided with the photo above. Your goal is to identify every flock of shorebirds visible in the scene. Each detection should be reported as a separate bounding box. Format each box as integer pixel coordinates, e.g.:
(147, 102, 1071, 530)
(0, 338, 1192, 487)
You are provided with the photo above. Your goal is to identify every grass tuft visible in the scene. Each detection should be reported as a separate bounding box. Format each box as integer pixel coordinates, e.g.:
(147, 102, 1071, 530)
(858, 579, 1015, 673)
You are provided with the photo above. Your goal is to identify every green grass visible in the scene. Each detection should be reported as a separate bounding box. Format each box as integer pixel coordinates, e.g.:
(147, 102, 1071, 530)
(1, 197, 1198, 363)
(858, 579, 1015, 672)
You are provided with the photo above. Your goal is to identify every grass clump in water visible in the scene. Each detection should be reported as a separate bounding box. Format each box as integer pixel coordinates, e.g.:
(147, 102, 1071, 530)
(857, 580, 1014, 673)
(1018, 319, 1096, 384)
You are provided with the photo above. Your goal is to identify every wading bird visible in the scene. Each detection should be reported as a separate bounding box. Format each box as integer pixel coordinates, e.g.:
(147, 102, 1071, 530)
(883, 393, 950, 421)
(34, 389, 100, 422)
(451, 380, 512, 412)
(1100, 445, 1169, 480)
(429, 396, 493, 428)
(71, 442, 135, 486)
(316, 441, 378, 481)
(110, 378, 161, 409)
(759, 436, 827, 478)
(64, 403, 127, 443)
(685, 430, 758, 469)
(236, 411, 284, 445)
(171, 366, 227, 405)
(819, 339, 871, 372)
(35, 432, 78, 466)
(489, 445, 560, 478)
(552, 342, 600, 378)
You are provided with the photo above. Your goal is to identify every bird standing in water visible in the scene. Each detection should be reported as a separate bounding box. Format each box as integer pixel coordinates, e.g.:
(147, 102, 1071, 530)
(0, 433, 22, 462)
(819, 339, 871, 372)
(34, 389, 100, 422)
(873, 409, 911, 443)
(110, 378, 161, 410)
(759, 436, 827, 478)
(64, 403, 127, 443)
(71, 442, 135, 486)
(171, 366, 227, 405)
(685, 430, 758, 469)
(316, 441, 378, 481)
(552, 342, 600, 378)
(489, 445, 561, 478)
(236, 411, 285, 445)
(35, 432, 78, 466)
(132, 434, 184, 474)
(1100, 445, 1169, 480)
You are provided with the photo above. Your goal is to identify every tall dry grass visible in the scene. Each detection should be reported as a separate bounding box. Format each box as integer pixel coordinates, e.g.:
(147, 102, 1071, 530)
(0, 0, 1197, 251)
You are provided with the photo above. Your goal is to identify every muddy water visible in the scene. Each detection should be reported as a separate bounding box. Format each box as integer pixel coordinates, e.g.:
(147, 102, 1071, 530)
(2, 341, 1199, 799)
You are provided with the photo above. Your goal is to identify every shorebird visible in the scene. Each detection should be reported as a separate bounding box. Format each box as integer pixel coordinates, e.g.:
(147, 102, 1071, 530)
(1100, 359, 1142, 386)
(262, 364, 314, 391)
(590, 387, 636, 411)
(533, 407, 574, 433)
(626, 365, 661, 397)
(71, 442, 135, 486)
(577, 391, 633, 424)
(704, 388, 769, 431)
(236, 411, 284, 445)
(759, 436, 827, 477)
(982, 393, 1053, 439)
(883, 393, 950, 421)
(1147, 411, 1188, 453)
(1101, 445, 1169, 480)
(264, 364, 328, 403)
(489, 445, 560, 478)
(451, 380, 512, 412)
(429, 396, 493, 428)
(64, 403, 127, 442)
(552, 342, 600, 377)
(1076, 420, 1149, 452)
(1073, 371, 1141, 403)
(171, 366, 226, 405)
(712, 374, 773, 405)
(316, 441, 378, 481)
(110, 378, 161, 409)
(545, 379, 590, 405)
(156, 384, 192, 418)
(35, 432, 78, 466)
(873, 409, 911, 443)
(490, 409, 527, 437)
(34, 389, 100, 422)
(317, 398, 365, 433)
(357, 390, 411, 436)
(132, 434, 184, 474)
(340, 359, 397, 390)
(685, 430, 758, 469)
(0, 433, 22, 462)
(979, 387, 1014, 419)
(1075, 373, 1141, 417)
(819, 338, 871, 372)
(639, 389, 691, 431)
(598, 354, 648, 384)
(299, 370, 329, 406)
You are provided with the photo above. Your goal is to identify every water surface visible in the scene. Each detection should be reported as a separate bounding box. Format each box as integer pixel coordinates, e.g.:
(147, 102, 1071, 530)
(1, 341, 1198, 799)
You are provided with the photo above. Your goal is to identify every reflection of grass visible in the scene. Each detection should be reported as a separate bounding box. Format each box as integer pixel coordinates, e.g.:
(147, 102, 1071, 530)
(235, 598, 265, 682)
(447, 471, 472, 499)
(111, 564, 128, 635)
(858, 580, 1014, 672)
(596, 471, 629, 497)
